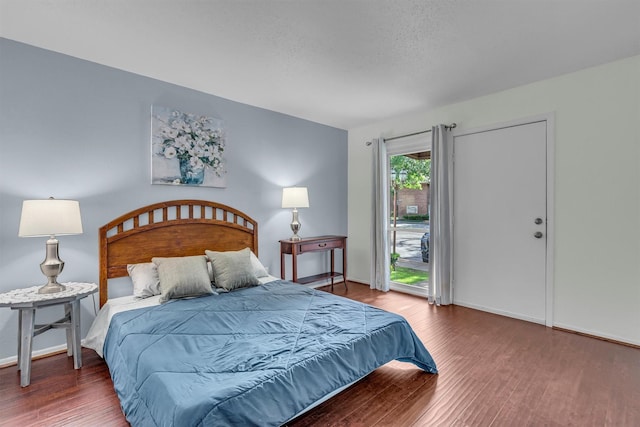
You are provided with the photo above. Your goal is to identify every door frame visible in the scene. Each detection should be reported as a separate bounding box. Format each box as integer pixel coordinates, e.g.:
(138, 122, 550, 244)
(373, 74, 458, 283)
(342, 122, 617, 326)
(451, 113, 555, 327)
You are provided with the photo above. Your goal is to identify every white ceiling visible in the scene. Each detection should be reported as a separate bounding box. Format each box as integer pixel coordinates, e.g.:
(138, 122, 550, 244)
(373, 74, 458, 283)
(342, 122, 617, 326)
(1, 1, 639, 129)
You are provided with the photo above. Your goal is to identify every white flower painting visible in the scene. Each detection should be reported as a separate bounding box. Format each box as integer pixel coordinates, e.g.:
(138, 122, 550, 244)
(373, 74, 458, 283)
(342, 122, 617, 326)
(151, 106, 227, 187)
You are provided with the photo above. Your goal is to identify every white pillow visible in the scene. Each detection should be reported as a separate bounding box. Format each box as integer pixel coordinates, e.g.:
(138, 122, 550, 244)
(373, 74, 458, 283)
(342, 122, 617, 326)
(205, 248, 260, 291)
(152, 255, 214, 303)
(127, 262, 161, 298)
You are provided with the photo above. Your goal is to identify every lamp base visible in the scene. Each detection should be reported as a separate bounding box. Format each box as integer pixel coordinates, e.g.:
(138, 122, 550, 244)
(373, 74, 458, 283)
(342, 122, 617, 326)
(38, 281, 67, 294)
(290, 208, 302, 241)
(38, 237, 66, 294)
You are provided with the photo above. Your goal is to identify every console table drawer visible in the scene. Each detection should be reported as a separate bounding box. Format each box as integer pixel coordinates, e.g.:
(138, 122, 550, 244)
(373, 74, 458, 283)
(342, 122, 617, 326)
(300, 239, 342, 253)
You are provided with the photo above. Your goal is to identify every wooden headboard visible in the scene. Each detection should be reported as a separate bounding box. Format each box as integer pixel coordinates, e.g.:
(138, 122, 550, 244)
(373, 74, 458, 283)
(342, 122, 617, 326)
(99, 199, 258, 307)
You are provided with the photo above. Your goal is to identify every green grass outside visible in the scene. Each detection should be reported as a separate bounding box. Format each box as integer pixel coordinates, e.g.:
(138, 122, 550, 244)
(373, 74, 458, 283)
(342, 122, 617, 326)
(390, 266, 429, 286)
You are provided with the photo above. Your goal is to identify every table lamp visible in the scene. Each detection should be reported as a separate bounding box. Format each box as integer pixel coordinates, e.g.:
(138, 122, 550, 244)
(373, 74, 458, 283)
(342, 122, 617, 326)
(281, 187, 309, 241)
(18, 198, 83, 294)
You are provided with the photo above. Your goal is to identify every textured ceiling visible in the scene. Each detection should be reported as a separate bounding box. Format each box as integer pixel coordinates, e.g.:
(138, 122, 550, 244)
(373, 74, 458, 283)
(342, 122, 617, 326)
(1, 0, 639, 129)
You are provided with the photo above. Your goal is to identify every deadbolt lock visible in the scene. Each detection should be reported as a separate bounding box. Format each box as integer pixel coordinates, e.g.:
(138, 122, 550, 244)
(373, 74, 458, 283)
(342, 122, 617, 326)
(534, 218, 543, 225)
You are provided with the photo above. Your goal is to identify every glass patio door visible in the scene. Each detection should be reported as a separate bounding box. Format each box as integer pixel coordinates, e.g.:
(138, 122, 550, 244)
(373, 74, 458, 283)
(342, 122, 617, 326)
(386, 135, 431, 296)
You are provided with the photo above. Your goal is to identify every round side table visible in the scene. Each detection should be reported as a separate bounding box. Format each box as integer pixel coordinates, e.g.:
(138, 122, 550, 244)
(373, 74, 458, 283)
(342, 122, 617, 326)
(0, 282, 97, 387)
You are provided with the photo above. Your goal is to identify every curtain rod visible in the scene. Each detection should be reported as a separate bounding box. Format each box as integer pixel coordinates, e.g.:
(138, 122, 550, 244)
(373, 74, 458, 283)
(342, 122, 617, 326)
(365, 123, 457, 146)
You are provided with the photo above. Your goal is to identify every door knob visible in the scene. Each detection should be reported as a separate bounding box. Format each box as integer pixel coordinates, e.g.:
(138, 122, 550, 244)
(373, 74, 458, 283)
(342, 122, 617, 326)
(534, 231, 543, 239)
(534, 218, 543, 225)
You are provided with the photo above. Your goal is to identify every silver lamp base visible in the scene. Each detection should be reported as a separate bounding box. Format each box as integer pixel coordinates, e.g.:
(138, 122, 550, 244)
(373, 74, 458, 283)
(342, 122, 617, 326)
(38, 281, 67, 294)
(38, 237, 66, 294)
(289, 208, 302, 241)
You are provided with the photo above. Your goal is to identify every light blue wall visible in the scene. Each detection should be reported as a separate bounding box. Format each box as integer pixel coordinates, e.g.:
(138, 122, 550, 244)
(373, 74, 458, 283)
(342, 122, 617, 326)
(0, 38, 347, 360)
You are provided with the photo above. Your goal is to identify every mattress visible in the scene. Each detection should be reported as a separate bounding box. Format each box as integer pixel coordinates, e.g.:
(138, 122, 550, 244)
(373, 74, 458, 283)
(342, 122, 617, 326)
(83, 275, 277, 357)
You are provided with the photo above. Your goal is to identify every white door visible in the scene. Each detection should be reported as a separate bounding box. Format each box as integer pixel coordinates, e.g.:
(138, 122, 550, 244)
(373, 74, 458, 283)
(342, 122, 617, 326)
(452, 120, 548, 324)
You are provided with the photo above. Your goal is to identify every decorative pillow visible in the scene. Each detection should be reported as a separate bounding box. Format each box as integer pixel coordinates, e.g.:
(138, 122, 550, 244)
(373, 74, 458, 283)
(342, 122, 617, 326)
(205, 248, 260, 291)
(127, 262, 161, 298)
(249, 251, 269, 278)
(207, 261, 214, 282)
(152, 255, 213, 303)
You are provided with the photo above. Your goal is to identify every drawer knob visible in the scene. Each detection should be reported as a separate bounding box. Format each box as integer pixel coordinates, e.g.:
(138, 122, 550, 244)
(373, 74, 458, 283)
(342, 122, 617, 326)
(319, 243, 327, 247)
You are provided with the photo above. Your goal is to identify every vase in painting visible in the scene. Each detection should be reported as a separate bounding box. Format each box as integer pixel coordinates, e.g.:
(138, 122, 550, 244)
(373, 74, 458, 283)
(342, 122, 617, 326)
(179, 157, 205, 185)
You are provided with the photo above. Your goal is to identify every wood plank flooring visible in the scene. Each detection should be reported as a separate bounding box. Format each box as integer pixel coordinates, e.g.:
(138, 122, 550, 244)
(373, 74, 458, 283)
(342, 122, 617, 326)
(1, 282, 638, 426)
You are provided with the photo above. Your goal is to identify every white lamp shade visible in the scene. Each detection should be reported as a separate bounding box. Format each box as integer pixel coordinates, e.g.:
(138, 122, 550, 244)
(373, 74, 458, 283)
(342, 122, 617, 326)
(18, 199, 83, 237)
(282, 187, 309, 208)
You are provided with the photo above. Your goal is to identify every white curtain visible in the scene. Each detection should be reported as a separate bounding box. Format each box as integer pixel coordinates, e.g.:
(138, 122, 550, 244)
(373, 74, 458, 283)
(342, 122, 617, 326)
(429, 125, 454, 305)
(370, 137, 390, 291)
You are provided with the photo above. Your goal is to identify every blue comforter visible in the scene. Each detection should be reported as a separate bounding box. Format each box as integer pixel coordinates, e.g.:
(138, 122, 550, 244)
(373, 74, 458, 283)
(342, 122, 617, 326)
(104, 281, 437, 426)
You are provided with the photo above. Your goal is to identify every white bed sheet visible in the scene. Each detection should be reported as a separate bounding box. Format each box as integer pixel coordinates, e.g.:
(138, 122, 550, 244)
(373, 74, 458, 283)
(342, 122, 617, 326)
(83, 294, 161, 357)
(83, 275, 278, 357)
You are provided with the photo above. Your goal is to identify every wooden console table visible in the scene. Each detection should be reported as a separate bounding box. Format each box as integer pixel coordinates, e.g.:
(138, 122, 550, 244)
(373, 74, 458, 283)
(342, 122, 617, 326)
(280, 235, 347, 291)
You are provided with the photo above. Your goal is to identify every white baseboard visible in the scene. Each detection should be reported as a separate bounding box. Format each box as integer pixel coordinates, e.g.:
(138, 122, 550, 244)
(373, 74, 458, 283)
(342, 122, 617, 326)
(0, 343, 70, 368)
(553, 322, 640, 347)
(454, 300, 639, 347)
(453, 299, 546, 325)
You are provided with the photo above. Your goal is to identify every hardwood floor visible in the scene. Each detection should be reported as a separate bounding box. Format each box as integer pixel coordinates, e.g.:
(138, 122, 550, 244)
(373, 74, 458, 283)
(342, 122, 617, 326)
(1, 282, 638, 426)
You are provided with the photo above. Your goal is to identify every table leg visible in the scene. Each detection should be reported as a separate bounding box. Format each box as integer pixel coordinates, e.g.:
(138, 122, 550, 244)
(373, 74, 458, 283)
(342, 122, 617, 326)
(280, 251, 285, 280)
(292, 249, 298, 282)
(330, 249, 335, 291)
(69, 300, 82, 369)
(19, 308, 35, 387)
(17, 311, 22, 370)
(343, 243, 348, 290)
(64, 303, 73, 357)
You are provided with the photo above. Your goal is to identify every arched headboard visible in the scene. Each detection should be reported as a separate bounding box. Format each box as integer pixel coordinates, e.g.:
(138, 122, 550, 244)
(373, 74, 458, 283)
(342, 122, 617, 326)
(99, 199, 258, 307)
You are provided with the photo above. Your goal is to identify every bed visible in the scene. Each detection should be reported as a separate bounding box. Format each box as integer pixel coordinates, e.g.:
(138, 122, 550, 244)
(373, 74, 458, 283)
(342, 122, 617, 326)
(85, 199, 437, 426)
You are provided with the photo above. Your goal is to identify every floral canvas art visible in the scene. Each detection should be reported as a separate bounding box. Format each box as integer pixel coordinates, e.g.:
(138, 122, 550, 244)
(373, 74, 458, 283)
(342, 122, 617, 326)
(151, 106, 227, 187)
